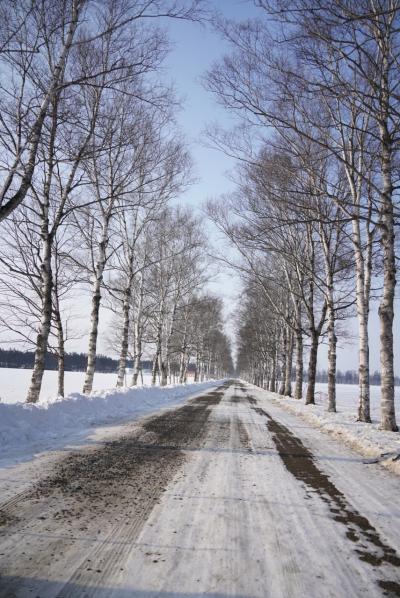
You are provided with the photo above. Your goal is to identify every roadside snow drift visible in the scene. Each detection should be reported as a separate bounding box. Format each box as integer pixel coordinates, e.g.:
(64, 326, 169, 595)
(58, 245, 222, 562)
(0, 381, 221, 464)
(0, 368, 167, 404)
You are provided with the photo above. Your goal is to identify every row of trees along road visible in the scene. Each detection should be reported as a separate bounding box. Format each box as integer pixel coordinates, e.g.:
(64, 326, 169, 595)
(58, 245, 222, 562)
(0, 0, 234, 402)
(205, 0, 400, 431)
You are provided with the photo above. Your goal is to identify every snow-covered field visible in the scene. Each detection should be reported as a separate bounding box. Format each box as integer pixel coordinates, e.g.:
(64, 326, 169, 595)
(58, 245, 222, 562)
(314, 382, 400, 422)
(0, 367, 178, 404)
(256, 382, 400, 475)
(0, 378, 220, 466)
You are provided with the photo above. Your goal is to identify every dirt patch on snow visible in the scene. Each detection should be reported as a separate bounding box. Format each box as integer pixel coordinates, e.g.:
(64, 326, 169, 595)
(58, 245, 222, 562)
(3, 389, 225, 522)
(251, 403, 400, 595)
(246, 395, 257, 405)
(229, 394, 243, 403)
(266, 393, 400, 478)
(237, 419, 251, 450)
(379, 580, 400, 596)
(0, 385, 226, 593)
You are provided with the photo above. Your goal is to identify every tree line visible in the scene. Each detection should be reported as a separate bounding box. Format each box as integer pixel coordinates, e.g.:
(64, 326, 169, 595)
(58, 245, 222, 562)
(314, 369, 400, 387)
(0, 0, 233, 402)
(0, 349, 122, 372)
(205, 1, 400, 430)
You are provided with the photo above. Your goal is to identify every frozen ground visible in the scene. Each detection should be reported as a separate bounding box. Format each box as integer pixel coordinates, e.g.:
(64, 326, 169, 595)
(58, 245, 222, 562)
(0, 380, 220, 467)
(0, 381, 399, 597)
(259, 382, 400, 475)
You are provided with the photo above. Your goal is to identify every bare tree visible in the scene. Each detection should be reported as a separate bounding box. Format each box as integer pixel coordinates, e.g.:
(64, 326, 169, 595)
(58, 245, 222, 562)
(0, 0, 205, 222)
(204, 2, 399, 429)
(110, 122, 192, 388)
(143, 208, 206, 386)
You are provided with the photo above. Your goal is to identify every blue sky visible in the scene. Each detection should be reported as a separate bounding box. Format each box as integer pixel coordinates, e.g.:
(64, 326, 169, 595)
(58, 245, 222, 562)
(162, 0, 400, 375)
(163, 2, 253, 348)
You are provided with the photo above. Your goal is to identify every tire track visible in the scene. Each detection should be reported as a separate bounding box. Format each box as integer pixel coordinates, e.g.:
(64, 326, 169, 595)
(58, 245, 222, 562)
(251, 403, 400, 596)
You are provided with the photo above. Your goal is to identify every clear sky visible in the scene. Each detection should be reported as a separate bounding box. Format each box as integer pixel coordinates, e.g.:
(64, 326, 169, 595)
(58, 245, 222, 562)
(162, 1, 261, 355)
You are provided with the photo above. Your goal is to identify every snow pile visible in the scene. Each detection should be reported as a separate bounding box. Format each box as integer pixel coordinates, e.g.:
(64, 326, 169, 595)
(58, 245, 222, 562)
(0, 380, 221, 464)
(0, 367, 167, 404)
(250, 384, 400, 475)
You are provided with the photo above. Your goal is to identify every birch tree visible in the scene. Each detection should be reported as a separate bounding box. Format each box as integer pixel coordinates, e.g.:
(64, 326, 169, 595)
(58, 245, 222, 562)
(110, 122, 191, 388)
(0, 0, 205, 222)
(0, 208, 79, 397)
(144, 208, 206, 386)
(205, 3, 399, 429)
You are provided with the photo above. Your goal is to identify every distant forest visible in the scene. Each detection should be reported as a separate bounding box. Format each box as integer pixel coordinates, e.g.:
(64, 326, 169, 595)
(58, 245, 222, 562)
(0, 348, 153, 373)
(314, 370, 400, 387)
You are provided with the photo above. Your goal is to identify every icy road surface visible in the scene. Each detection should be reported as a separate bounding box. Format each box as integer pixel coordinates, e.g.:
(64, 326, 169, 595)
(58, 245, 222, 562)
(0, 380, 399, 597)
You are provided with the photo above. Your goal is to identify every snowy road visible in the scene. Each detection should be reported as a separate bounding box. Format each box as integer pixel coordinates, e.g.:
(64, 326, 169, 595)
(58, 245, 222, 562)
(0, 380, 400, 597)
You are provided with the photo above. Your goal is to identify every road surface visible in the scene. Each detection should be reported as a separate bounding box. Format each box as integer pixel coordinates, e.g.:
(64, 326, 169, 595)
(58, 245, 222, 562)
(0, 380, 399, 597)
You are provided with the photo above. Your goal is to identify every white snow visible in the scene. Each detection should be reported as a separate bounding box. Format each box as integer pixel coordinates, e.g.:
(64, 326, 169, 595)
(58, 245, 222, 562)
(314, 382, 400, 422)
(0, 379, 220, 466)
(0, 367, 195, 404)
(252, 382, 400, 475)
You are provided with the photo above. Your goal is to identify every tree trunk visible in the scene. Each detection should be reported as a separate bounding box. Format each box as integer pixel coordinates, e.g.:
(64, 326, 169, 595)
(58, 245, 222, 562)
(305, 331, 319, 405)
(82, 275, 102, 394)
(54, 305, 65, 398)
(116, 285, 131, 388)
(131, 318, 142, 387)
(357, 315, 371, 421)
(167, 358, 172, 385)
(179, 350, 187, 383)
(26, 101, 56, 403)
(327, 302, 337, 413)
(26, 238, 53, 403)
(153, 300, 165, 386)
(284, 328, 293, 396)
(163, 304, 178, 386)
(352, 219, 371, 423)
(183, 355, 190, 383)
(294, 329, 303, 400)
(200, 359, 204, 382)
(159, 353, 168, 386)
(57, 350, 65, 398)
(269, 349, 276, 392)
(82, 227, 108, 394)
(194, 351, 200, 382)
(378, 118, 398, 431)
(278, 328, 287, 395)
(131, 353, 141, 386)
(151, 350, 159, 386)
(131, 275, 144, 386)
(152, 312, 163, 387)
(178, 312, 189, 384)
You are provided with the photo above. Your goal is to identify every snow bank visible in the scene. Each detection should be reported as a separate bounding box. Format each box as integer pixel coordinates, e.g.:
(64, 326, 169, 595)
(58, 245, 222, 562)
(0, 368, 178, 404)
(0, 380, 221, 464)
(250, 384, 400, 476)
